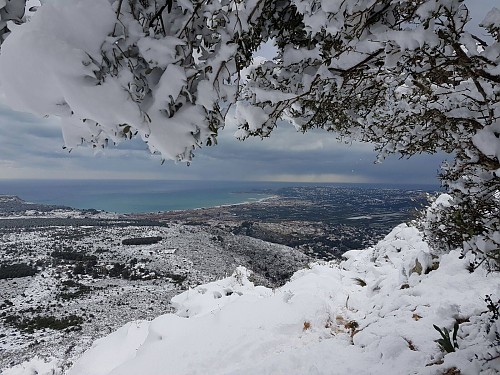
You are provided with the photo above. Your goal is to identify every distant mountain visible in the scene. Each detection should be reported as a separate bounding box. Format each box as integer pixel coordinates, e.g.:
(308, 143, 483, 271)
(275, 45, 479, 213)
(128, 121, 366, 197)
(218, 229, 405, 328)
(0, 195, 74, 214)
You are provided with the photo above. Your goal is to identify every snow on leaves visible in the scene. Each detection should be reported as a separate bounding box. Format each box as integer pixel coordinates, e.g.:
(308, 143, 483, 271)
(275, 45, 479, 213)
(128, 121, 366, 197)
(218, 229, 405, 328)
(0, 0, 262, 161)
(0, 1, 498, 165)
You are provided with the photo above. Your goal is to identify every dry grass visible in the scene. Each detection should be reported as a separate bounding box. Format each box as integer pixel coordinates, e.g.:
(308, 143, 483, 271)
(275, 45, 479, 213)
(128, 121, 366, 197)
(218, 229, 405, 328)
(303, 321, 311, 331)
(442, 367, 461, 375)
(403, 337, 418, 351)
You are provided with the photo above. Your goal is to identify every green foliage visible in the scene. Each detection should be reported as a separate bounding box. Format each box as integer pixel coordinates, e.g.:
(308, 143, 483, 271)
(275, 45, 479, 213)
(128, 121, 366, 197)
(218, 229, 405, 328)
(57, 280, 92, 300)
(485, 295, 500, 322)
(0, 263, 37, 279)
(51, 251, 97, 263)
(5, 314, 84, 333)
(164, 272, 187, 286)
(122, 236, 162, 246)
(422, 192, 500, 271)
(482, 295, 500, 364)
(433, 322, 459, 353)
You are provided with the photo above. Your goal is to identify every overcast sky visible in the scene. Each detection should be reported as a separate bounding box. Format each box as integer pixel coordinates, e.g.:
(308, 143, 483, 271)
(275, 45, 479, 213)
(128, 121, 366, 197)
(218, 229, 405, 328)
(0, 102, 447, 184)
(0, 0, 495, 184)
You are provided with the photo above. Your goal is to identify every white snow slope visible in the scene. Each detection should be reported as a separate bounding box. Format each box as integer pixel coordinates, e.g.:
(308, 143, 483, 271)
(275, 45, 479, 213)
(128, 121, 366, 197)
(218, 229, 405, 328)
(3, 224, 499, 375)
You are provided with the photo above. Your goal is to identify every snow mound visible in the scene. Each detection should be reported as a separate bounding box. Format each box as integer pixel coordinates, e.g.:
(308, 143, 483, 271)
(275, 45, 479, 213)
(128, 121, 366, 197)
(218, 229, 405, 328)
(171, 266, 274, 318)
(6, 224, 499, 375)
(1, 357, 60, 375)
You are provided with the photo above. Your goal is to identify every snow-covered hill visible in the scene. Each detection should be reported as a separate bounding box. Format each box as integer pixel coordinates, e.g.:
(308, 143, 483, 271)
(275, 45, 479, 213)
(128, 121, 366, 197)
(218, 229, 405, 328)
(3, 223, 499, 375)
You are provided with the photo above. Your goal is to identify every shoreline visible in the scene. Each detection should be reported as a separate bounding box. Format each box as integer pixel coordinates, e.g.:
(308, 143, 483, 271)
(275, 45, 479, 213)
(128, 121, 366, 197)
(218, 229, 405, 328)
(0, 192, 280, 218)
(0, 180, 440, 216)
(152, 194, 280, 215)
(0, 193, 279, 218)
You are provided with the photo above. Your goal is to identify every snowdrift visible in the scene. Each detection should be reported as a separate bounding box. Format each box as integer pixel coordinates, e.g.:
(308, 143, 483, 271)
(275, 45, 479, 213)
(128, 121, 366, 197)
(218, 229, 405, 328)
(4, 224, 499, 375)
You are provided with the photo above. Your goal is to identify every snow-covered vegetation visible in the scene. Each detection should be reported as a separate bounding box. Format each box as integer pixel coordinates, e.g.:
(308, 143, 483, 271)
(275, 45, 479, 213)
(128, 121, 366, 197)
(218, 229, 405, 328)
(0, 0, 498, 373)
(3, 221, 499, 374)
(0, 197, 313, 371)
(69, 224, 498, 374)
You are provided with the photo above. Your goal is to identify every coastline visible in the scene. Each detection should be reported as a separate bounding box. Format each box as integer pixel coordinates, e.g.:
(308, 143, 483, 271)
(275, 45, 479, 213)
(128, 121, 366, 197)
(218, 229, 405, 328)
(156, 194, 280, 214)
(0, 179, 439, 215)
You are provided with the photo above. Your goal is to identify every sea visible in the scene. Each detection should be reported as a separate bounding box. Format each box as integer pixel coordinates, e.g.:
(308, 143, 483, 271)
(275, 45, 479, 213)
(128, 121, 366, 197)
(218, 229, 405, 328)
(0, 179, 439, 214)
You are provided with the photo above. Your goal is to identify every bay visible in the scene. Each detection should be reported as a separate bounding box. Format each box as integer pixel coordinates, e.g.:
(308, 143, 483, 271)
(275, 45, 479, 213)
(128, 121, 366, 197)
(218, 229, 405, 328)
(0, 179, 439, 214)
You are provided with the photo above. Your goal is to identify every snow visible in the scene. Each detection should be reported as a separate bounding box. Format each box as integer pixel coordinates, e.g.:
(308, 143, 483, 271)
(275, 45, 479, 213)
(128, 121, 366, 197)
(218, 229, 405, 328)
(234, 102, 269, 132)
(170, 266, 273, 318)
(6, 222, 495, 375)
(136, 36, 184, 70)
(2, 357, 60, 375)
(0, 0, 116, 116)
(68, 321, 150, 375)
(472, 122, 500, 161)
(0, 0, 219, 162)
(481, 7, 500, 29)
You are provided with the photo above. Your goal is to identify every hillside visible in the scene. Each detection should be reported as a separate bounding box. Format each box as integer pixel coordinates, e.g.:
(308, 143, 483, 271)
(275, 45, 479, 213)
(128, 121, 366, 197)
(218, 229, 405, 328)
(4, 221, 498, 375)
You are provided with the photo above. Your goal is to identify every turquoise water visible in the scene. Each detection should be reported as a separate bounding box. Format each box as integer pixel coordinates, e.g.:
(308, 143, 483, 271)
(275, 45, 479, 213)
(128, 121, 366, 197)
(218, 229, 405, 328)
(0, 180, 439, 214)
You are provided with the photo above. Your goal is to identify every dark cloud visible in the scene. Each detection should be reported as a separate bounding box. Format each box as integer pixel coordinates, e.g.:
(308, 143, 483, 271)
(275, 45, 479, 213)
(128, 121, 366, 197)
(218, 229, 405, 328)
(0, 105, 445, 183)
(190, 123, 445, 185)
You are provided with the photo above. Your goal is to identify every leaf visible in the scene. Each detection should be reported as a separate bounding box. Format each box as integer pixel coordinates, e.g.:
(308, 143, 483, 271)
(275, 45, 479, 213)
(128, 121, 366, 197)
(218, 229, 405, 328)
(433, 324, 456, 353)
(452, 322, 459, 348)
(166, 0, 173, 13)
(433, 324, 444, 336)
